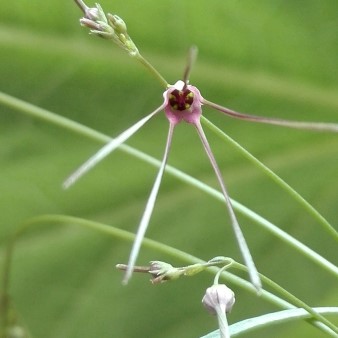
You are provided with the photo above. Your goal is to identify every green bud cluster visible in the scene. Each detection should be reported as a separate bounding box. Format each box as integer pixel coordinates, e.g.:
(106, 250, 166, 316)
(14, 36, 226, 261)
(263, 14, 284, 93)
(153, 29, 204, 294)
(79, 3, 139, 56)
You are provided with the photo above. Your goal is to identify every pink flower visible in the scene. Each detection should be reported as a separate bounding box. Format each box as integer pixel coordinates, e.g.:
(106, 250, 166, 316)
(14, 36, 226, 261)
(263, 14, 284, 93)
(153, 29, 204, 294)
(64, 47, 338, 289)
(163, 80, 203, 124)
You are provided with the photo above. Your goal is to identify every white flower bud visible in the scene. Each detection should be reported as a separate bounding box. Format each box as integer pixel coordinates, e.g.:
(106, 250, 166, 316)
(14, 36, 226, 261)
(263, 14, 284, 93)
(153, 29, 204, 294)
(202, 284, 235, 315)
(85, 7, 100, 21)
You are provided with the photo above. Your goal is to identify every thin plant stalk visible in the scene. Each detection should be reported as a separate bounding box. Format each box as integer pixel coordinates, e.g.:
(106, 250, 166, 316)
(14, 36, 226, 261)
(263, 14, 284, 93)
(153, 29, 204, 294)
(1, 215, 336, 336)
(201, 116, 338, 240)
(182, 46, 198, 88)
(216, 307, 230, 338)
(203, 99, 338, 132)
(63, 104, 164, 188)
(123, 123, 175, 283)
(194, 121, 261, 290)
(0, 91, 336, 278)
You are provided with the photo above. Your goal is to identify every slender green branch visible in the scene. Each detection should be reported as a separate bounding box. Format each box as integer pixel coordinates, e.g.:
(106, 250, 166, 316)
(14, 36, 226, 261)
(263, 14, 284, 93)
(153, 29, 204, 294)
(1, 215, 336, 336)
(202, 307, 338, 338)
(0, 91, 108, 142)
(231, 262, 338, 336)
(73, 0, 88, 13)
(135, 53, 169, 88)
(0, 238, 15, 333)
(201, 116, 338, 240)
(73, 0, 169, 88)
(0, 215, 273, 308)
(0, 91, 337, 278)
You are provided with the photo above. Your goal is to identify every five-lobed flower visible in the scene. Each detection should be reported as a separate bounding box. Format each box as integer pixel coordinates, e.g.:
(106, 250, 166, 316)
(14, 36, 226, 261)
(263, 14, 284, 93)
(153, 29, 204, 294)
(67, 0, 338, 290)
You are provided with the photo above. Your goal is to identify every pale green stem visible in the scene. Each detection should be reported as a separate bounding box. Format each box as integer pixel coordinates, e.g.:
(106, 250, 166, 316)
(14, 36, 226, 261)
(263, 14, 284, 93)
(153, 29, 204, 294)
(231, 262, 338, 336)
(0, 239, 14, 333)
(216, 306, 230, 338)
(73, 0, 168, 88)
(214, 264, 233, 285)
(201, 116, 338, 240)
(1, 215, 336, 336)
(195, 121, 261, 290)
(134, 53, 169, 88)
(0, 91, 337, 278)
(123, 122, 175, 284)
(73, 0, 88, 13)
(203, 307, 338, 338)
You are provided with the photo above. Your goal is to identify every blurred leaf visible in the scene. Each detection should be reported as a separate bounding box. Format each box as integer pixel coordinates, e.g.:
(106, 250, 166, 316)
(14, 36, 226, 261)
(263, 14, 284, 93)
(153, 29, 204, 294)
(0, 1, 337, 338)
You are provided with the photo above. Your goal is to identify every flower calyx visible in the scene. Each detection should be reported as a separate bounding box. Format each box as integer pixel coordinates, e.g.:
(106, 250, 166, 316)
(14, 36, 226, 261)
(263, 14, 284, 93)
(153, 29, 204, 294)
(164, 80, 203, 125)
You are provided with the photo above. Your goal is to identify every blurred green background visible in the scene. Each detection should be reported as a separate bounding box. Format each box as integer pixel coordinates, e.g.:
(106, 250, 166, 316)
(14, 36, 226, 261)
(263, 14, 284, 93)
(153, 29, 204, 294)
(0, 1, 337, 337)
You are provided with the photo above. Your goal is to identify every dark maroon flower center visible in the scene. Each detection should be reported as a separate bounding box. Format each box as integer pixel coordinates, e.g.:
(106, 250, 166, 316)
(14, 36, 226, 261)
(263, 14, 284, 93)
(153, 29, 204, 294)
(169, 89, 194, 111)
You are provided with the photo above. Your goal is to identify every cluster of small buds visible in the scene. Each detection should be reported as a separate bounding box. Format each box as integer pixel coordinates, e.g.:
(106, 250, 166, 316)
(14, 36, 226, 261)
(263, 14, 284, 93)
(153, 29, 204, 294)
(116, 261, 182, 284)
(148, 261, 182, 284)
(79, 3, 114, 38)
(116, 257, 234, 284)
(75, 0, 139, 56)
(106, 13, 139, 56)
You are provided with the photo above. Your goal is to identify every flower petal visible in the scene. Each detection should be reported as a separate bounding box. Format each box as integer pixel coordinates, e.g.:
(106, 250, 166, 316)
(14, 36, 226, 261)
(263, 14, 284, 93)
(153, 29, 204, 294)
(194, 121, 262, 290)
(63, 104, 164, 189)
(123, 123, 176, 284)
(203, 98, 338, 132)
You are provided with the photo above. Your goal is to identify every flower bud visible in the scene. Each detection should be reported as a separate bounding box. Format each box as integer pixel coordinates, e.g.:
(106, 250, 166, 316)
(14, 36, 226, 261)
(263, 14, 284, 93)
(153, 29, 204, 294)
(85, 7, 100, 21)
(149, 261, 180, 284)
(80, 18, 101, 31)
(107, 14, 127, 34)
(202, 284, 235, 315)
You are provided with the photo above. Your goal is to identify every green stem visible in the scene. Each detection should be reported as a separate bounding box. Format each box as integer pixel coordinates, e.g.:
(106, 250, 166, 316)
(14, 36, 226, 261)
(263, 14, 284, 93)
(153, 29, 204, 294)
(0, 91, 337, 278)
(73, 0, 88, 13)
(203, 307, 338, 338)
(1, 215, 336, 336)
(232, 262, 338, 336)
(0, 239, 14, 334)
(201, 115, 338, 241)
(135, 53, 169, 88)
(216, 306, 230, 338)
